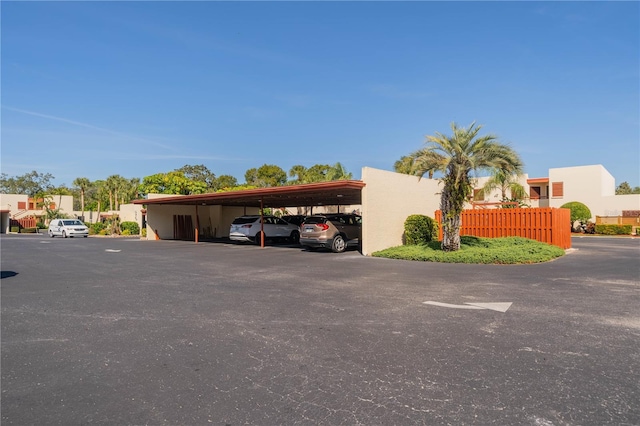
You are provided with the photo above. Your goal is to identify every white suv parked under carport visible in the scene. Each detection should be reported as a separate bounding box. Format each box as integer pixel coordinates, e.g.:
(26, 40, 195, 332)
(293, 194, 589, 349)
(229, 215, 300, 244)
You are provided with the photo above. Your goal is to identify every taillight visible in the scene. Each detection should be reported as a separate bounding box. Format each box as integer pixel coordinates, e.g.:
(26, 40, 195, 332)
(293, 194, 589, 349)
(318, 223, 330, 231)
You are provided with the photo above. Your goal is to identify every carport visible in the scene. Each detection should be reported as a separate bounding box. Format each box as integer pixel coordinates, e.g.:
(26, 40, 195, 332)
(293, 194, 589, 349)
(133, 180, 366, 247)
(133, 167, 444, 256)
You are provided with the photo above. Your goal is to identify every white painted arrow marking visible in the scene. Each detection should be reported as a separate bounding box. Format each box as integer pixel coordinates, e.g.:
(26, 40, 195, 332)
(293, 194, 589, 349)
(423, 301, 512, 312)
(105, 249, 121, 253)
(465, 302, 512, 312)
(423, 301, 485, 310)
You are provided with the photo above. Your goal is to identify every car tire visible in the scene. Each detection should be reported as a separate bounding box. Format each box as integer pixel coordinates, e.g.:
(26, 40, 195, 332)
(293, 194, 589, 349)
(62, 231, 67, 238)
(254, 232, 264, 245)
(83, 235, 88, 238)
(49, 230, 54, 238)
(290, 230, 300, 244)
(331, 234, 346, 253)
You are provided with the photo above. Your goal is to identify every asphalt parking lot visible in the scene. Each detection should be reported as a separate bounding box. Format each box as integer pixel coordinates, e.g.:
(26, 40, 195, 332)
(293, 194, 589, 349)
(1, 234, 639, 425)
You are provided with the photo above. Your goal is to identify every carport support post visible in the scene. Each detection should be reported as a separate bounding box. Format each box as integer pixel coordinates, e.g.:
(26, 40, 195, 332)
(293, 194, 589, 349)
(260, 197, 265, 247)
(195, 204, 199, 244)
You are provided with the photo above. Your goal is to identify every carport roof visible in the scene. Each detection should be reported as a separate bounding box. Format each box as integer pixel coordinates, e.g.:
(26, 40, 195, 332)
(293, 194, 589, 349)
(132, 180, 365, 208)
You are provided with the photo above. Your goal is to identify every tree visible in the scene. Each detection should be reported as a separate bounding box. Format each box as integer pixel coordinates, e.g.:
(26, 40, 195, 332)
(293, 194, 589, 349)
(138, 171, 207, 196)
(73, 177, 91, 220)
(412, 122, 524, 251)
(288, 165, 308, 185)
(93, 180, 107, 222)
(44, 186, 72, 221)
(215, 175, 238, 191)
(394, 149, 446, 179)
(0, 170, 54, 197)
(560, 201, 592, 231)
(104, 175, 128, 211)
(477, 167, 528, 206)
(123, 177, 141, 204)
(616, 181, 640, 195)
(175, 164, 216, 191)
(326, 162, 353, 180)
(393, 155, 417, 175)
(244, 164, 287, 187)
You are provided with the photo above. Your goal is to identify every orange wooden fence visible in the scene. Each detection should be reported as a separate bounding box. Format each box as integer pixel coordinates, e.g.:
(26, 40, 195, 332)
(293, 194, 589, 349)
(10, 217, 37, 230)
(435, 207, 571, 249)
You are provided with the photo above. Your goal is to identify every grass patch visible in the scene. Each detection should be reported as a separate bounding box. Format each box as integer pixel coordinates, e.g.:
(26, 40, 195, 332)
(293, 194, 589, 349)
(372, 236, 565, 264)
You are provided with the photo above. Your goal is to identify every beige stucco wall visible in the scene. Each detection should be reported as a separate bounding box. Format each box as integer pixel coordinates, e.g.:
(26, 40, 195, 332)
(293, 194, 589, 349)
(548, 165, 638, 219)
(361, 167, 442, 255)
(145, 204, 261, 240)
(0, 193, 73, 217)
(117, 204, 145, 229)
(0, 194, 28, 212)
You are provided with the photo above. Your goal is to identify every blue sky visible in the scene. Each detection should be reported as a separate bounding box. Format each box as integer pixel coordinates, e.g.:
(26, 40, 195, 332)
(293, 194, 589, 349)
(2, 1, 639, 188)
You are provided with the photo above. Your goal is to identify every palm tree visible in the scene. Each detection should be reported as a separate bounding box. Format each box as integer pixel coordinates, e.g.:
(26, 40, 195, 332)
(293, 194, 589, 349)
(394, 149, 446, 179)
(413, 122, 523, 251)
(73, 177, 91, 220)
(105, 175, 129, 211)
(288, 165, 307, 185)
(93, 180, 107, 224)
(326, 162, 352, 180)
(478, 168, 528, 204)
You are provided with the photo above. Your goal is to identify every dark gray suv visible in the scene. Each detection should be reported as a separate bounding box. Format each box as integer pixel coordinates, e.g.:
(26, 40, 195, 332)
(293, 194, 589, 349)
(299, 214, 361, 253)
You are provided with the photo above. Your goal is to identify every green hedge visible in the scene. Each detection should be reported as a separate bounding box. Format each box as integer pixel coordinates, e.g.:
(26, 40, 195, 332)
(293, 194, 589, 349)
(21, 227, 37, 233)
(404, 214, 439, 245)
(120, 221, 140, 235)
(10, 226, 19, 233)
(90, 222, 105, 235)
(595, 224, 632, 235)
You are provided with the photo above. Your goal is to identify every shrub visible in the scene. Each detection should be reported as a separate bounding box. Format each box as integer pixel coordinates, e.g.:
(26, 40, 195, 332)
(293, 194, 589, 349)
(36, 221, 47, 229)
(90, 222, 105, 235)
(120, 221, 140, 235)
(373, 236, 565, 264)
(10, 226, 19, 233)
(98, 229, 109, 235)
(404, 214, 439, 245)
(595, 224, 632, 235)
(141, 228, 147, 238)
(21, 227, 37, 233)
(560, 201, 592, 230)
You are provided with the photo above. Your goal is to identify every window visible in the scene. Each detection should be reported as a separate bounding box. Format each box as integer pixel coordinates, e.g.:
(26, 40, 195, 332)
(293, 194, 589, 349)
(17, 201, 26, 209)
(530, 186, 541, 200)
(552, 182, 564, 198)
(473, 189, 485, 201)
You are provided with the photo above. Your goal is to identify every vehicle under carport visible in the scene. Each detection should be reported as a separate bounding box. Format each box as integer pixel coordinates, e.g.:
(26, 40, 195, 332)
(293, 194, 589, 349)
(133, 180, 366, 248)
(133, 167, 444, 256)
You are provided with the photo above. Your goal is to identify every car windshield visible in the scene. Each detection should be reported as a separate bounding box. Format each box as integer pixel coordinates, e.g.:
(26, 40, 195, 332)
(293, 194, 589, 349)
(232, 217, 259, 225)
(63, 220, 84, 226)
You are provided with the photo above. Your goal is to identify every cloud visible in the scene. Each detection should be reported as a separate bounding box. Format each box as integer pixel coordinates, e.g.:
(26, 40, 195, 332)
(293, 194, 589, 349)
(1, 105, 176, 151)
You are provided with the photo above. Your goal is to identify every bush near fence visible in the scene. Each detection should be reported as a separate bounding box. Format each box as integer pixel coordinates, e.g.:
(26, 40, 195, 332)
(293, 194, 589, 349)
(404, 215, 438, 245)
(595, 224, 632, 235)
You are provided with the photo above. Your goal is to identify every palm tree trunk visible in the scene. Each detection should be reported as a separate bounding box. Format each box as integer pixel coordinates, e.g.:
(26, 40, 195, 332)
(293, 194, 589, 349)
(80, 190, 85, 221)
(440, 184, 462, 251)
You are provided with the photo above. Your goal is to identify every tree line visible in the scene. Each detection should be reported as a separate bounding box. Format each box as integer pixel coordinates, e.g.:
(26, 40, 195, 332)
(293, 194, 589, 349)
(0, 162, 354, 215)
